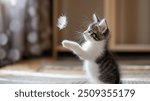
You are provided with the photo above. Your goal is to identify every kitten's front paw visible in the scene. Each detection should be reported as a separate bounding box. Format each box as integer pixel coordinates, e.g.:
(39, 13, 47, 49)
(62, 40, 73, 49)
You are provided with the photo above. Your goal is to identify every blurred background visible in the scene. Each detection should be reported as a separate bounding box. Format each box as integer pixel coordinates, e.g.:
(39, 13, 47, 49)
(0, 0, 150, 83)
(0, 0, 52, 66)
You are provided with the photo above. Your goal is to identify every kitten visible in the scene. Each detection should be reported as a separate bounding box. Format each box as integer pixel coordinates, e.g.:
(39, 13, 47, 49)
(62, 14, 120, 84)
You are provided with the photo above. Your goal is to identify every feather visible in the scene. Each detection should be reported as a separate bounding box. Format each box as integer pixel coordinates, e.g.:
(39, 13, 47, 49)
(57, 15, 67, 30)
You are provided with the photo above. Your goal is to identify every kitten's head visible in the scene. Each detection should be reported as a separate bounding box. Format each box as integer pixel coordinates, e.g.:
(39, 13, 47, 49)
(83, 14, 109, 42)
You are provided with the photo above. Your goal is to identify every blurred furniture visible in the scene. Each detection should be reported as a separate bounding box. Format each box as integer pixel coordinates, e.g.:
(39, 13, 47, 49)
(105, 0, 150, 52)
(52, 0, 150, 59)
(0, 0, 52, 67)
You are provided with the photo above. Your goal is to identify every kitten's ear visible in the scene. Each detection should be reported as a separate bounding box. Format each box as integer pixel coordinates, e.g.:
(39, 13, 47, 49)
(93, 14, 100, 23)
(99, 19, 108, 33)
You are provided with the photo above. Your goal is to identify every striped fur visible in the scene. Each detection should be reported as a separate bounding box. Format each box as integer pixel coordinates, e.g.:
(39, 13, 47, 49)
(95, 50, 120, 84)
(62, 14, 120, 84)
(84, 17, 120, 84)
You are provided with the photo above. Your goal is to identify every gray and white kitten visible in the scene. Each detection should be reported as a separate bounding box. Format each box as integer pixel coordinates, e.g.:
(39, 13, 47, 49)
(62, 14, 120, 84)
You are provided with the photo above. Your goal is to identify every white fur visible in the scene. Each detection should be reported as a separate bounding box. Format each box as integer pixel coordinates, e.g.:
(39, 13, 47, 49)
(99, 19, 107, 33)
(82, 41, 105, 84)
(62, 39, 106, 84)
(61, 15, 107, 84)
(57, 15, 67, 30)
(84, 61, 101, 83)
(93, 13, 98, 23)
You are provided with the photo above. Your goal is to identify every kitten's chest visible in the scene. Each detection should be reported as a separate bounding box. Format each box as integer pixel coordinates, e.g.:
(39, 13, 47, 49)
(82, 41, 105, 60)
(84, 61, 99, 72)
(84, 60, 100, 83)
(82, 41, 95, 52)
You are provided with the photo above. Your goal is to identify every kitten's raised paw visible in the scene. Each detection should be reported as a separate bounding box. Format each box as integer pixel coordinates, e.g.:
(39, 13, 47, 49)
(62, 40, 72, 49)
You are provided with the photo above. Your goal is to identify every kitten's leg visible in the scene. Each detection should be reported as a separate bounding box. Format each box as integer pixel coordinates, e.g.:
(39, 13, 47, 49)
(62, 40, 89, 60)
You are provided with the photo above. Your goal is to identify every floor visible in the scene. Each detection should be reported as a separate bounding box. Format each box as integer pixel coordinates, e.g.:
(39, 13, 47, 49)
(0, 57, 150, 84)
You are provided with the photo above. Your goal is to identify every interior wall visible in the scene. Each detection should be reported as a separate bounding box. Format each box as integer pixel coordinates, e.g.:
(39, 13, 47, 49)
(57, 0, 104, 43)
(116, 0, 150, 45)
(137, 0, 150, 44)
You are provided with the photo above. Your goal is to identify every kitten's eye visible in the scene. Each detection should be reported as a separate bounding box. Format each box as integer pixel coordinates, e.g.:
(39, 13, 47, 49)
(88, 30, 93, 33)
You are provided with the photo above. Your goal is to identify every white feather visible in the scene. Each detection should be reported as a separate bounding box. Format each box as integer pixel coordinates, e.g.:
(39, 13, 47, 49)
(57, 15, 67, 30)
